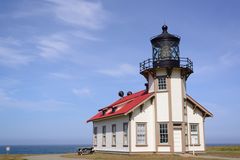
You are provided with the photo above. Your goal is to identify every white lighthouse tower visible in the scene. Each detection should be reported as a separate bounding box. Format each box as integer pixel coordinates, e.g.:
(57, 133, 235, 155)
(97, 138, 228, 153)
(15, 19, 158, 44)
(140, 25, 193, 152)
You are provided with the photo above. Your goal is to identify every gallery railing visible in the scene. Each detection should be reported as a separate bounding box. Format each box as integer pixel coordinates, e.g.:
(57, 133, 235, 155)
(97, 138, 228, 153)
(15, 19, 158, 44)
(140, 57, 193, 73)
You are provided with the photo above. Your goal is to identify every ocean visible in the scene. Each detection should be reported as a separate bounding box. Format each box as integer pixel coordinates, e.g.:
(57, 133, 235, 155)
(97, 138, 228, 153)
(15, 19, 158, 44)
(0, 145, 90, 154)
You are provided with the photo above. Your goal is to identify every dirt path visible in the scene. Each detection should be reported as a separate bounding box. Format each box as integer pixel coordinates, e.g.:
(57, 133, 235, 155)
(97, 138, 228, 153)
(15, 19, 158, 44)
(24, 154, 87, 160)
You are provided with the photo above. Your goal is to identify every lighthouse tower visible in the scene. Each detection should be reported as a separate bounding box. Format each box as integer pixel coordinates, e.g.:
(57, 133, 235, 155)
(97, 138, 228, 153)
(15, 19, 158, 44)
(140, 25, 193, 152)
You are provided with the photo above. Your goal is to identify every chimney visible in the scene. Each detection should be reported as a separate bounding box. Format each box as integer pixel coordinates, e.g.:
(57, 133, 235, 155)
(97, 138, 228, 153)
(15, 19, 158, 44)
(127, 91, 132, 96)
(118, 91, 124, 98)
(145, 83, 148, 92)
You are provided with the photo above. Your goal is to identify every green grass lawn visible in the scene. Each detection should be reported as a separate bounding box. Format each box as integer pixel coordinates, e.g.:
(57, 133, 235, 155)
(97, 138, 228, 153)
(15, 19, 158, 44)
(0, 154, 28, 160)
(204, 146, 240, 158)
(63, 153, 216, 160)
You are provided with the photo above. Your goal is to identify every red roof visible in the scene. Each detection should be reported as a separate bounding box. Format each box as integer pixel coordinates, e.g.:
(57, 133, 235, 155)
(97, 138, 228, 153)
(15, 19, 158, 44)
(87, 90, 154, 122)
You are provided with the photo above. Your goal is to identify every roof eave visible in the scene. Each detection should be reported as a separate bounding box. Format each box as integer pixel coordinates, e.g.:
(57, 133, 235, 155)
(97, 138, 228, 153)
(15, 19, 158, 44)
(186, 95, 213, 118)
(87, 113, 125, 123)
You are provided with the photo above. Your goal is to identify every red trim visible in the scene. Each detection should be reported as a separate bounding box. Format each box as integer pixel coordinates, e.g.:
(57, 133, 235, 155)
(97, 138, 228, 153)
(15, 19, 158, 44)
(87, 90, 154, 122)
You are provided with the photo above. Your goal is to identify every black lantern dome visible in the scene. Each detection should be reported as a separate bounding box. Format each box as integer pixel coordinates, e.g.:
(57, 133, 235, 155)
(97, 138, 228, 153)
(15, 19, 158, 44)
(151, 25, 180, 68)
(140, 25, 193, 79)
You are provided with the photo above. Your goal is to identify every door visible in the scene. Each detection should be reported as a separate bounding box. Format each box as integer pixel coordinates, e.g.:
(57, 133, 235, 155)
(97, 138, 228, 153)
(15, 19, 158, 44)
(173, 129, 182, 152)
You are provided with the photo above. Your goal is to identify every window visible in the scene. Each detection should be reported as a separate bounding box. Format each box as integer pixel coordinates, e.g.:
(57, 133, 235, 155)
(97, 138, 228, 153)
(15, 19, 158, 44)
(112, 107, 117, 113)
(140, 105, 143, 113)
(112, 124, 116, 146)
(123, 123, 128, 146)
(102, 126, 106, 146)
(102, 110, 107, 115)
(190, 124, 199, 145)
(136, 123, 147, 145)
(158, 76, 167, 90)
(159, 123, 168, 144)
(93, 127, 97, 146)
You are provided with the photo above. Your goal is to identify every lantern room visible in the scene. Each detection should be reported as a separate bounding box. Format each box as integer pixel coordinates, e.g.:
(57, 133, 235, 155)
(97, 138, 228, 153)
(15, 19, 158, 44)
(151, 25, 180, 68)
(140, 25, 193, 79)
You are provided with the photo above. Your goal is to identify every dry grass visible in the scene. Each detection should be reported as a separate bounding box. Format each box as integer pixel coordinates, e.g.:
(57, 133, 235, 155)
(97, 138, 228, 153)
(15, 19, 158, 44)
(63, 153, 216, 160)
(63, 146, 240, 160)
(0, 154, 28, 160)
(204, 146, 240, 158)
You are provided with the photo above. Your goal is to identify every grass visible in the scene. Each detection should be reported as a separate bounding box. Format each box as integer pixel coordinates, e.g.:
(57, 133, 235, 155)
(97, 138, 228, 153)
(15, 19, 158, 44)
(63, 146, 240, 160)
(0, 154, 28, 160)
(204, 146, 240, 158)
(63, 153, 217, 160)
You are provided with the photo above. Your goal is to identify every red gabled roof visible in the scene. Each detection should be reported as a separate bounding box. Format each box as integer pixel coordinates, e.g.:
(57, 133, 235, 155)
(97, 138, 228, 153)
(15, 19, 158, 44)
(87, 90, 154, 122)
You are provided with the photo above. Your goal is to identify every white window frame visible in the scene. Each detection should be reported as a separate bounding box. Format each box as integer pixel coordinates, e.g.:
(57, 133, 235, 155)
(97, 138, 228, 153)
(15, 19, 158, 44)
(93, 127, 97, 146)
(123, 123, 128, 146)
(190, 123, 200, 145)
(102, 126, 106, 147)
(112, 124, 116, 147)
(159, 123, 168, 144)
(158, 76, 167, 90)
(136, 122, 147, 146)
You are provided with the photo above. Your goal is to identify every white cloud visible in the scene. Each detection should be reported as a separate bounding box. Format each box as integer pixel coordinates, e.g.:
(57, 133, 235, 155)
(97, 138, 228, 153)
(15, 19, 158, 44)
(0, 37, 22, 46)
(12, 7, 50, 18)
(0, 89, 75, 111)
(194, 52, 240, 77)
(0, 46, 33, 67)
(46, 0, 108, 30)
(72, 88, 91, 96)
(97, 63, 137, 77)
(3, 0, 106, 63)
(49, 72, 73, 79)
(36, 31, 101, 60)
(71, 31, 102, 41)
(0, 36, 34, 67)
(37, 34, 70, 60)
(0, 89, 11, 101)
(219, 52, 240, 67)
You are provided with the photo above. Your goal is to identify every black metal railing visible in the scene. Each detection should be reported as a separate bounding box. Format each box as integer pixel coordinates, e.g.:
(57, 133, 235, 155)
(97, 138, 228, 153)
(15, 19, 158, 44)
(139, 58, 153, 73)
(140, 57, 193, 73)
(179, 57, 193, 71)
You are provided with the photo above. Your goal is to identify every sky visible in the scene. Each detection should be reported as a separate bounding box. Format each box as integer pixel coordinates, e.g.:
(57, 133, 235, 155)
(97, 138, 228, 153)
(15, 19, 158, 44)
(0, 0, 240, 145)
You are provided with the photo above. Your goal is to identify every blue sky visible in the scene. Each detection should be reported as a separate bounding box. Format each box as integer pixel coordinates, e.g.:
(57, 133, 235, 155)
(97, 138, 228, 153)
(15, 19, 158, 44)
(0, 0, 240, 145)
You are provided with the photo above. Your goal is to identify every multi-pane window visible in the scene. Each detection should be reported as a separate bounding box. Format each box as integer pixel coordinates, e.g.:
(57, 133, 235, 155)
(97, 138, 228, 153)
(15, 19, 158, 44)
(123, 123, 128, 146)
(102, 126, 106, 146)
(136, 123, 147, 145)
(158, 76, 167, 90)
(93, 127, 97, 146)
(190, 124, 199, 145)
(112, 124, 116, 146)
(159, 123, 168, 144)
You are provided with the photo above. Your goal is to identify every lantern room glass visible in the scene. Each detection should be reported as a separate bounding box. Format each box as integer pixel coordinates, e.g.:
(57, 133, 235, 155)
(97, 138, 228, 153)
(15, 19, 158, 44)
(152, 40, 180, 61)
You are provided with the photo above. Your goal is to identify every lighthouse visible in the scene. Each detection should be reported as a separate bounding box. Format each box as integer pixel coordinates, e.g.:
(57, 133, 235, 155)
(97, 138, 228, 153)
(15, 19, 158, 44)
(87, 25, 212, 153)
(140, 25, 193, 152)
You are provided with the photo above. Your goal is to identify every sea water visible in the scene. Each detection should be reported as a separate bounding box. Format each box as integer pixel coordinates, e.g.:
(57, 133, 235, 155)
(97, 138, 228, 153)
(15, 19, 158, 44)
(0, 145, 90, 154)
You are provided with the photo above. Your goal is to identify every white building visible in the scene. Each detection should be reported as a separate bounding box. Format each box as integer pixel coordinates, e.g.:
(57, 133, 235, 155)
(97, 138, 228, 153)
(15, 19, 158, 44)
(87, 25, 213, 153)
